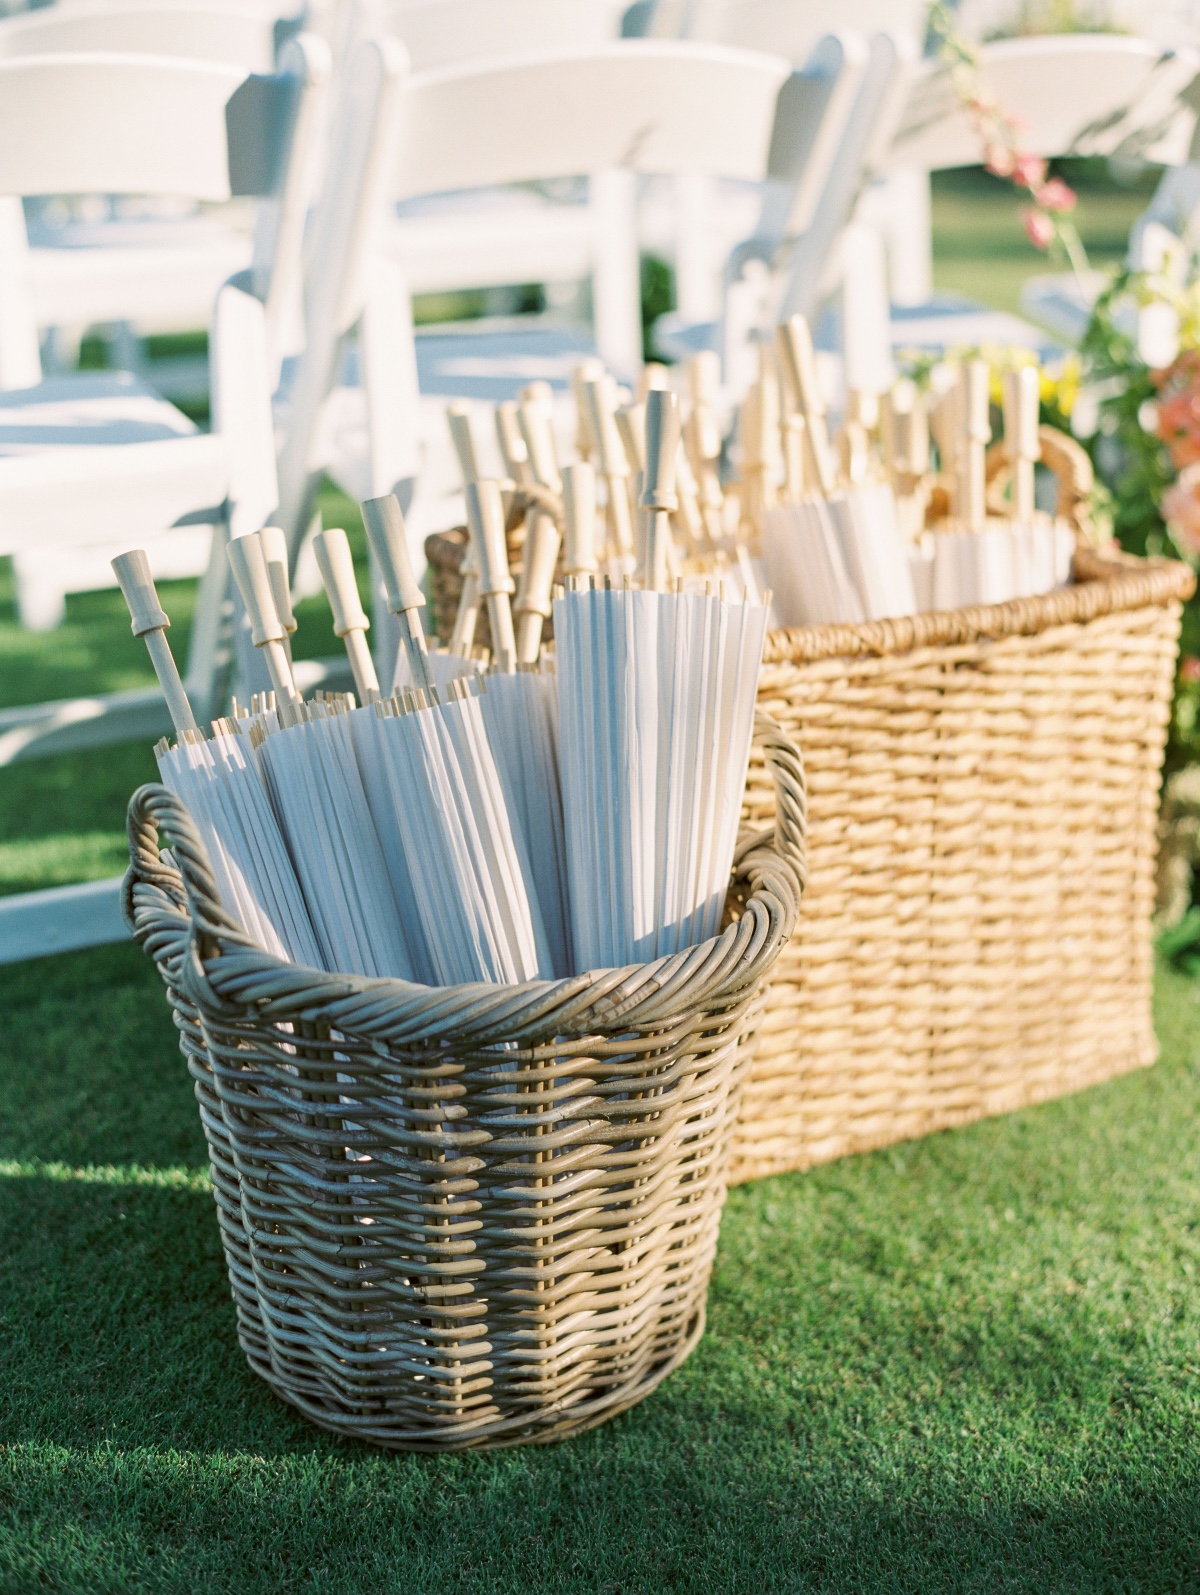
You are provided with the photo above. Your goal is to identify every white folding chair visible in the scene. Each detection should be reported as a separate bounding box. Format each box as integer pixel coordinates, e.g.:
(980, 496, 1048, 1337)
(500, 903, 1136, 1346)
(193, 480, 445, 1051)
(0, 0, 285, 67)
(367, 11, 858, 407)
(2, 1, 323, 400)
(1012, 46, 1200, 353)
(370, 0, 641, 377)
(378, 0, 626, 67)
(878, 34, 1200, 359)
(775, 31, 915, 321)
(0, 38, 327, 760)
(888, 35, 1199, 176)
(623, 0, 922, 50)
(625, 0, 927, 325)
(653, 28, 912, 405)
(274, 37, 797, 586)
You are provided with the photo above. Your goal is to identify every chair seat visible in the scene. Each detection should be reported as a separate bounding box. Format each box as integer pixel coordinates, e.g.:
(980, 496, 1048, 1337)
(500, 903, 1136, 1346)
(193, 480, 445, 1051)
(0, 371, 198, 453)
(0, 371, 227, 547)
(321, 323, 598, 565)
(651, 312, 719, 364)
(414, 318, 602, 400)
(1020, 271, 1109, 347)
(27, 211, 254, 334)
(655, 293, 1067, 379)
(889, 293, 1065, 360)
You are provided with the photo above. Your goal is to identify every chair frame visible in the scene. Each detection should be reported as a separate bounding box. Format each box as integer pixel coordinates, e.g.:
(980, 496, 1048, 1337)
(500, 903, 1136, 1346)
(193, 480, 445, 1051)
(0, 42, 325, 744)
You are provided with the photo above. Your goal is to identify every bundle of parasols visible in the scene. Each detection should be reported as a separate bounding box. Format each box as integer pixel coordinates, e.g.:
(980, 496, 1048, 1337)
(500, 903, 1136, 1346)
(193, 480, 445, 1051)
(119, 318, 1078, 986)
(431, 317, 1079, 648)
(114, 384, 769, 987)
(757, 320, 1076, 625)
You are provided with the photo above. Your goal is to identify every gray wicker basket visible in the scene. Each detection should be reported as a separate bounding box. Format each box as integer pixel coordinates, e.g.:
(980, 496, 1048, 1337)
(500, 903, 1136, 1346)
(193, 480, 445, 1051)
(124, 712, 805, 1450)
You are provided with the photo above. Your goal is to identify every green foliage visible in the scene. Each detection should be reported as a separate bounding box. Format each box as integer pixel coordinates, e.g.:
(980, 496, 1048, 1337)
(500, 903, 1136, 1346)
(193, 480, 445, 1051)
(1080, 273, 1200, 769)
(1080, 273, 1174, 557)
(411, 283, 546, 325)
(1157, 906, 1200, 975)
(640, 252, 675, 362)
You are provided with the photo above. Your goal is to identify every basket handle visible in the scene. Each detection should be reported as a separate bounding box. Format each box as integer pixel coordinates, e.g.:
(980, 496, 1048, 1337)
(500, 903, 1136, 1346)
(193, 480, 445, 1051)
(124, 782, 254, 953)
(732, 710, 807, 905)
(983, 422, 1097, 544)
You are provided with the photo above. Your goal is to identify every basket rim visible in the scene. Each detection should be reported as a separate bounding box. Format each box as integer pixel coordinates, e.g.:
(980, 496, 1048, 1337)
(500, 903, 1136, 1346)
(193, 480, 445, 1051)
(123, 713, 805, 1049)
(762, 548, 1196, 666)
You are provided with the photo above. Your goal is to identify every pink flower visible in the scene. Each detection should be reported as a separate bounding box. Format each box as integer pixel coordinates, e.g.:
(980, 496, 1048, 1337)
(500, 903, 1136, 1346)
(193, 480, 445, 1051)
(1037, 177, 1077, 213)
(1162, 463, 1200, 555)
(984, 143, 1016, 177)
(1157, 387, 1200, 468)
(1181, 655, 1200, 684)
(1154, 350, 1200, 425)
(1012, 153, 1048, 190)
(1023, 207, 1055, 250)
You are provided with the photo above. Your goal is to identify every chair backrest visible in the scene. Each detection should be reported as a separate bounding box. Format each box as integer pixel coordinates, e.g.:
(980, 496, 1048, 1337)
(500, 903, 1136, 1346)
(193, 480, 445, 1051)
(0, 53, 295, 202)
(275, 34, 409, 542)
(752, 30, 867, 249)
(0, 0, 284, 70)
(382, 0, 625, 70)
(711, 0, 925, 59)
(886, 35, 1200, 173)
(0, 39, 329, 386)
(279, 37, 864, 544)
(275, 36, 809, 542)
(388, 40, 792, 202)
(624, 0, 926, 61)
(775, 29, 916, 321)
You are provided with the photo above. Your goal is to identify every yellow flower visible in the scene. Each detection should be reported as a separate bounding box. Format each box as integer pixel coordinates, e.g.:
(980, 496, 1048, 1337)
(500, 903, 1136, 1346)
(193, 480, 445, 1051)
(1043, 353, 1079, 417)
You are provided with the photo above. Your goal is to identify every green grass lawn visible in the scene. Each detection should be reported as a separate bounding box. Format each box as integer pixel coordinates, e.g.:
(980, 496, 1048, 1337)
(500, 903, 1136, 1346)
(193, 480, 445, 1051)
(0, 486, 365, 897)
(2, 945, 1200, 1593)
(4, 169, 1199, 1592)
(931, 164, 1152, 317)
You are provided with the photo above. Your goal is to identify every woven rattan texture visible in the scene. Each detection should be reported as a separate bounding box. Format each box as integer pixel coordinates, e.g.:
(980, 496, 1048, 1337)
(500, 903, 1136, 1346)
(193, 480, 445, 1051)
(731, 552, 1193, 1185)
(124, 716, 804, 1450)
(426, 528, 475, 647)
(426, 525, 537, 653)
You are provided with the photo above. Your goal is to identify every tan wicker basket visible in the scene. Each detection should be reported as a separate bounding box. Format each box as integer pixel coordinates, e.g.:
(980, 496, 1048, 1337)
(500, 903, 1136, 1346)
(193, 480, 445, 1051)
(426, 526, 478, 647)
(732, 548, 1194, 1185)
(427, 520, 537, 654)
(123, 715, 805, 1451)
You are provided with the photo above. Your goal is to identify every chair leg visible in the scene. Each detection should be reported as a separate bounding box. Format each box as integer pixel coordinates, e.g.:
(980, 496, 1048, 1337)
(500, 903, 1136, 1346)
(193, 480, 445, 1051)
(108, 321, 145, 381)
(39, 324, 84, 377)
(12, 551, 67, 631)
(722, 260, 774, 401)
(211, 281, 281, 538)
(674, 172, 720, 325)
(840, 220, 894, 397)
(361, 256, 421, 498)
(590, 169, 643, 379)
(0, 195, 42, 389)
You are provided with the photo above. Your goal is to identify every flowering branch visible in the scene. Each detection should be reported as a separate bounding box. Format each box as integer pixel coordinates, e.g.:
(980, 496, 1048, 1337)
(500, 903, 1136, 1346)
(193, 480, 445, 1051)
(926, 1, 1090, 285)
